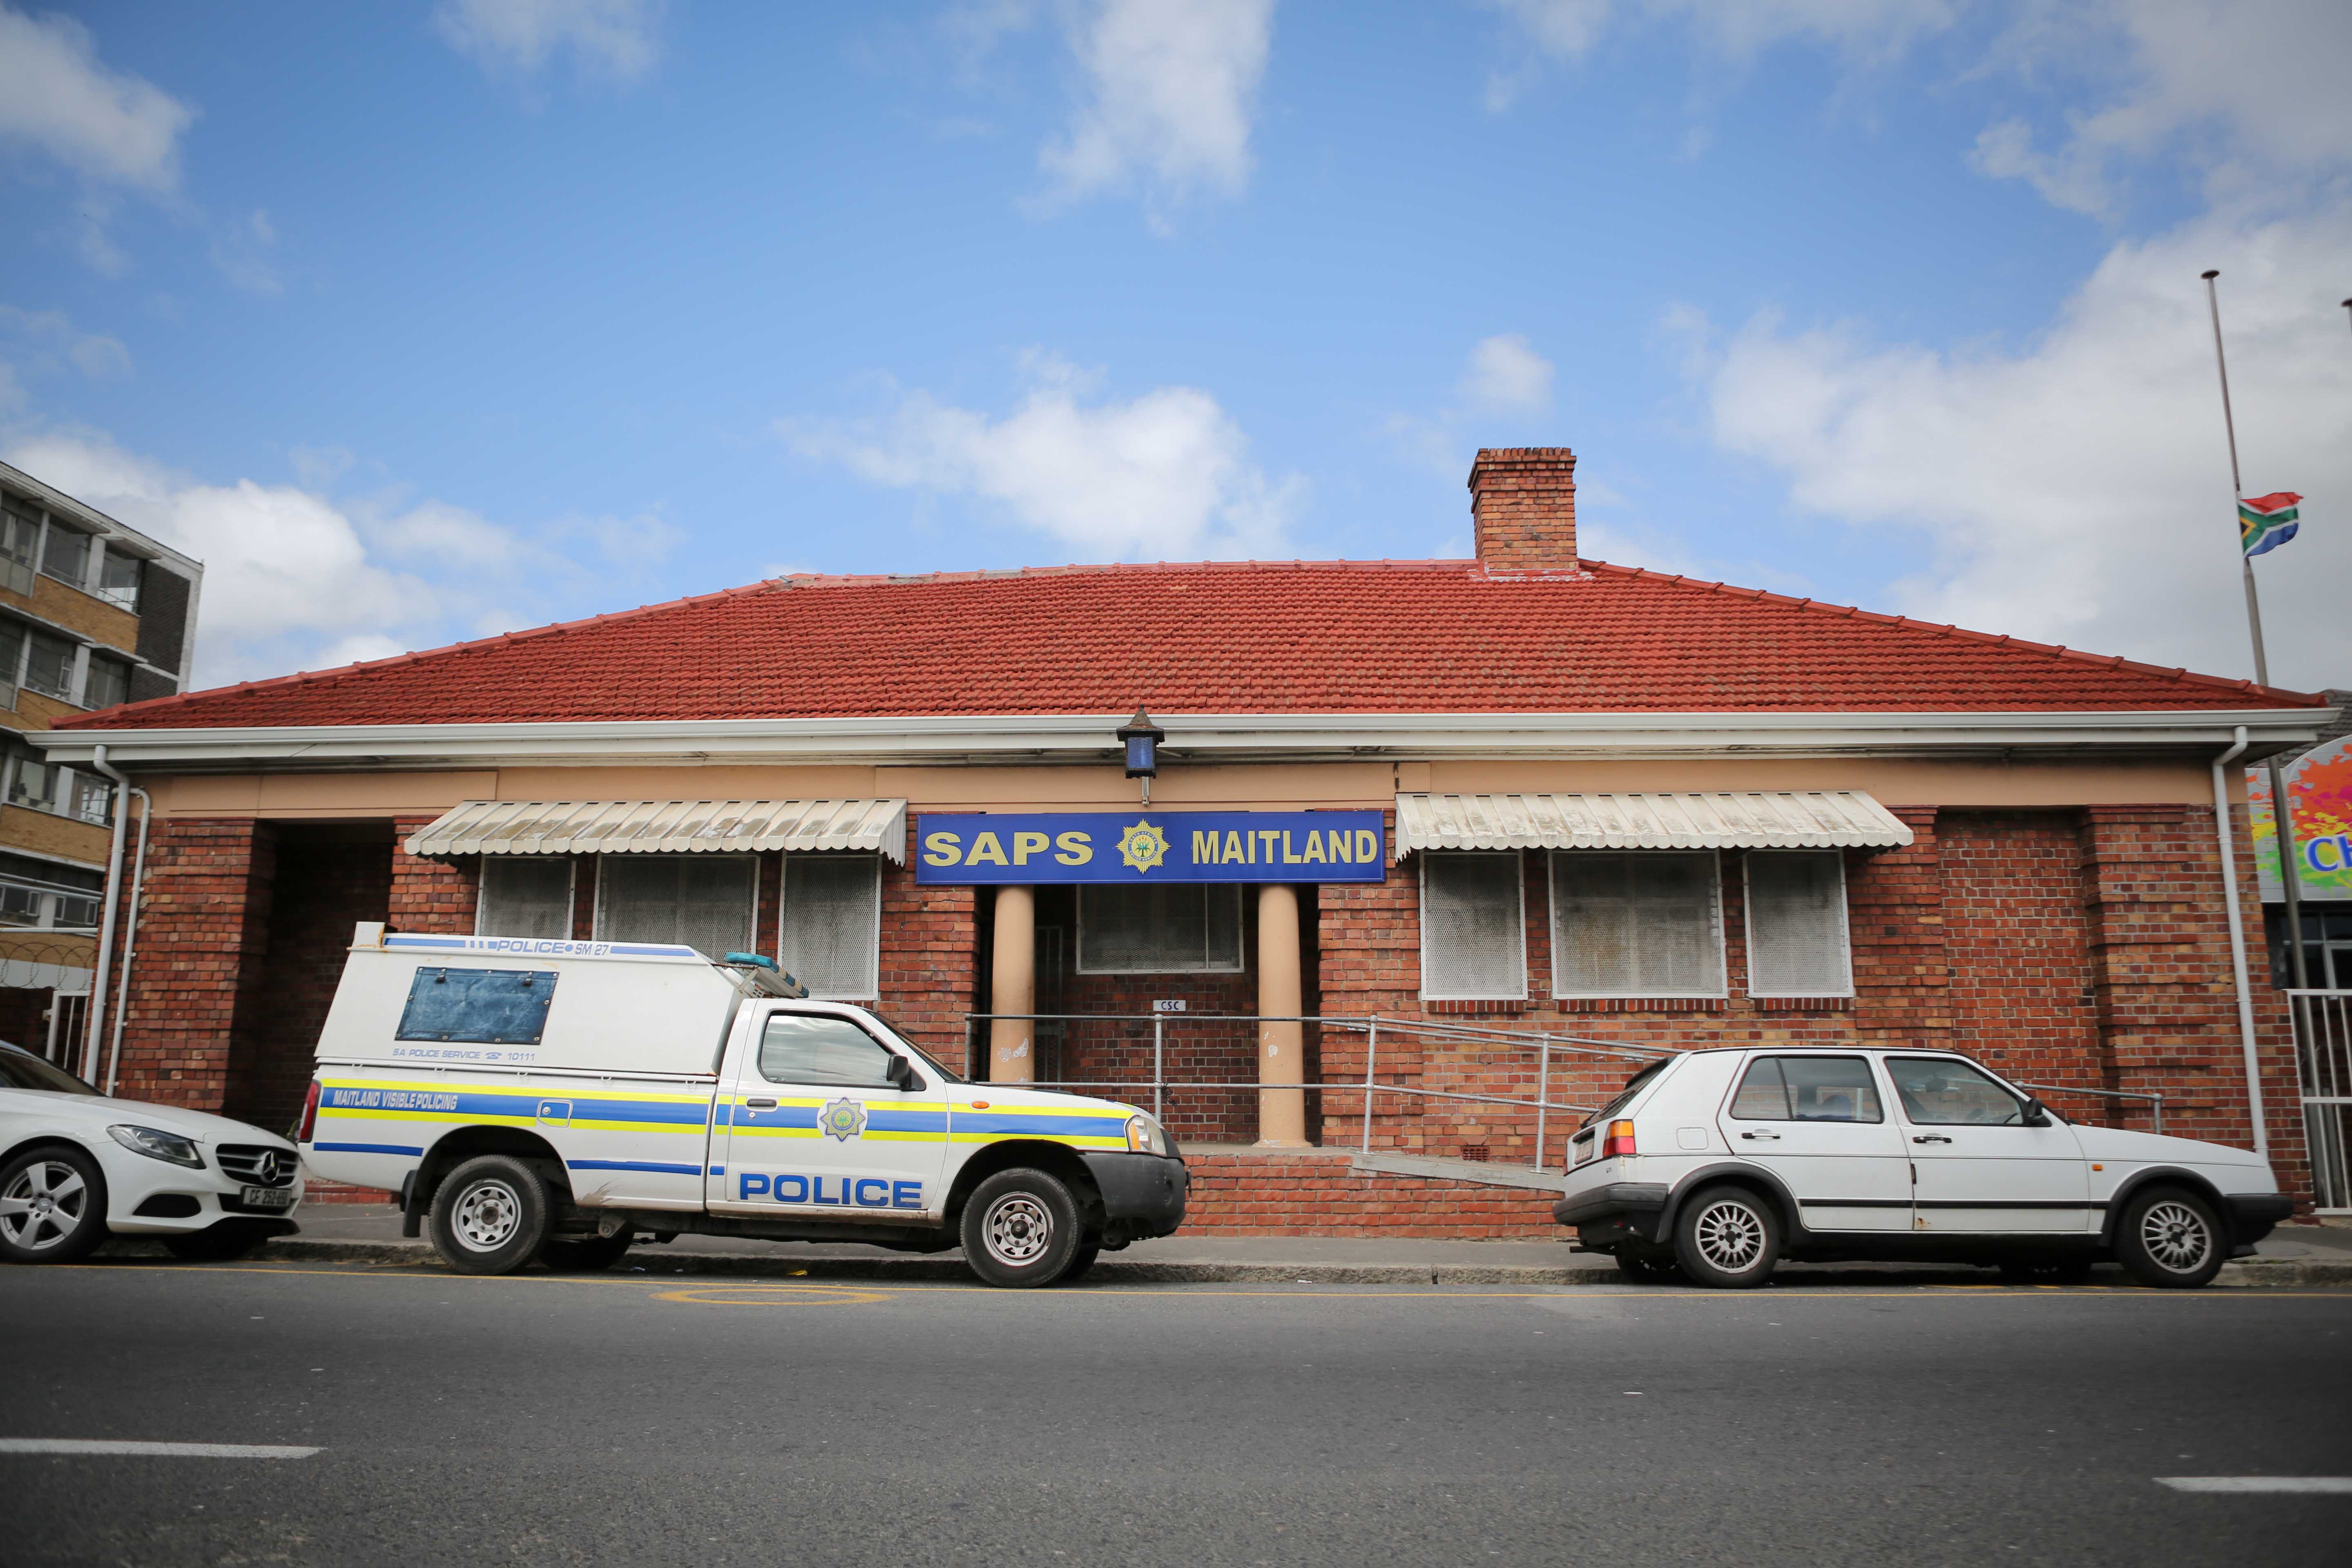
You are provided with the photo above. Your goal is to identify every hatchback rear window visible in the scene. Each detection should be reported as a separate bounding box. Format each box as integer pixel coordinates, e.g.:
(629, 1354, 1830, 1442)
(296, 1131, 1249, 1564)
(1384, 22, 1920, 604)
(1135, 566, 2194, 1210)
(1579, 1057, 1671, 1130)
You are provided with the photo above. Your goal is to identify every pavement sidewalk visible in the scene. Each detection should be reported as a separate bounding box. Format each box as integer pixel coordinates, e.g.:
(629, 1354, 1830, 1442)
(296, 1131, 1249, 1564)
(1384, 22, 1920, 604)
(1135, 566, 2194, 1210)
(99, 1205, 2352, 1288)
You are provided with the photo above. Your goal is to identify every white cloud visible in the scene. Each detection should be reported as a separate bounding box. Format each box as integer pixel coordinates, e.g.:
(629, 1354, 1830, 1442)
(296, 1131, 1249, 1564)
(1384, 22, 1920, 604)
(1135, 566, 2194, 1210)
(0, 430, 685, 687)
(1971, 0, 2352, 216)
(0, 6, 193, 191)
(1697, 205, 2352, 689)
(1462, 334, 1555, 413)
(783, 355, 1300, 561)
(432, 0, 666, 82)
(1035, 0, 1272, 221)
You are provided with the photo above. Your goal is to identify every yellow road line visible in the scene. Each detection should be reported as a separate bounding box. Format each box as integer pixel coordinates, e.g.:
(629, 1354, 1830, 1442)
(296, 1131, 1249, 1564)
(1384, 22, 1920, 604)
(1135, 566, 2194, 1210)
(24, 1263, 2352, 1301)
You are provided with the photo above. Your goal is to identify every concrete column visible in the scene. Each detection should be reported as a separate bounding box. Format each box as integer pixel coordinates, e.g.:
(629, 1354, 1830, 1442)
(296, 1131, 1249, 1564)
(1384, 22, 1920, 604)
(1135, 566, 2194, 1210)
(1256, 882, 1307, 1147)
(988, 884, 1035, 1083)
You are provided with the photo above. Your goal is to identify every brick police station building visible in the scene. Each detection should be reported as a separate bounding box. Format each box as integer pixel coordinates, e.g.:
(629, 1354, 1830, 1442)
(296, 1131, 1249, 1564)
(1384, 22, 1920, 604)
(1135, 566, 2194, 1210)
(34, 449, 2333, 1231)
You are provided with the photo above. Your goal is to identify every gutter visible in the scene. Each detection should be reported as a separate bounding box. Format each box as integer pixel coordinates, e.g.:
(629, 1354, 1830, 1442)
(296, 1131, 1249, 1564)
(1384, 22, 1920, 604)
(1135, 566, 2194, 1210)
(22, 705, 2335, 770)
(2210, 726, 2267, 1157)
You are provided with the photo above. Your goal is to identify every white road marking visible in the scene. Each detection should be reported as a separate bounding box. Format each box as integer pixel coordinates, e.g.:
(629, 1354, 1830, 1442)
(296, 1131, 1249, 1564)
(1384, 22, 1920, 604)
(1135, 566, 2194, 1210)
(0, 1440, 320, 1459)
(2157, 1477, 2352, 1494)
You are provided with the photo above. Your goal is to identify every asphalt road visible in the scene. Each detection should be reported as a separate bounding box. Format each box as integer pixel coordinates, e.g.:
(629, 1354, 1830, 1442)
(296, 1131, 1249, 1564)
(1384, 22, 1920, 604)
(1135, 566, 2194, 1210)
(4, 1261, 2349, 1568)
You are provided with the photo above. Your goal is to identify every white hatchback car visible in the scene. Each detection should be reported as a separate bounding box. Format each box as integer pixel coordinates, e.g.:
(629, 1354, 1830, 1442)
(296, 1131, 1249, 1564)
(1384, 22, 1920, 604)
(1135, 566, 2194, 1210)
(1553, 1046, 2293, 1289)
(0, 1042, 303, 1264)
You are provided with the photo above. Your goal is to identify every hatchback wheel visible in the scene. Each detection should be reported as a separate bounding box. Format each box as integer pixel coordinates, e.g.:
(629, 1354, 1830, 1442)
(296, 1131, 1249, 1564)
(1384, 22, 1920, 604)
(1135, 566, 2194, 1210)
(1673, 1185, 1779, 1289)
(2115, 1187, 2225, 1288)
(0, 1145, 107, 1265)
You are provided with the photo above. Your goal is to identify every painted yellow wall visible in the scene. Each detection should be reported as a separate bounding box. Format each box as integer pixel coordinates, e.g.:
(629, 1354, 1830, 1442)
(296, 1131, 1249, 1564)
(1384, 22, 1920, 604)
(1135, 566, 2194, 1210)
(132, 751, 2245, 820)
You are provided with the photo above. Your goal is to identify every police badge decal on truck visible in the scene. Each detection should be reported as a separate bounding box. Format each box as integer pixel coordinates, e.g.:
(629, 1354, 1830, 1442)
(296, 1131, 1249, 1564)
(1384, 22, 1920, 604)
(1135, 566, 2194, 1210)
(299, 926, 1188, 1288)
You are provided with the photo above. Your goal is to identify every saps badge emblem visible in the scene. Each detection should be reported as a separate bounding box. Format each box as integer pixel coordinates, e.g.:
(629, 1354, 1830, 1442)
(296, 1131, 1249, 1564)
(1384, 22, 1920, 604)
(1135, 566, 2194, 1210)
(821, 1096, 868, 1142)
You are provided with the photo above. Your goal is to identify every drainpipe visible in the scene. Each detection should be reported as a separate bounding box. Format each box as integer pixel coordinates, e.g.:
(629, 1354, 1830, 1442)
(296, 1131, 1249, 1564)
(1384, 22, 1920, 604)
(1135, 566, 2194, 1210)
(2211, 726, 2267, 1157)
(104, 783, 152, 1095)
(82, 744, 131, 1086)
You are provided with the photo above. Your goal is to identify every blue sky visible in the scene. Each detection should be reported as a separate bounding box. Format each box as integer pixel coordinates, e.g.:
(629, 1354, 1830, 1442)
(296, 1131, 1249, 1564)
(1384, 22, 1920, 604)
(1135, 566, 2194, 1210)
(2, 0, 2346, 693)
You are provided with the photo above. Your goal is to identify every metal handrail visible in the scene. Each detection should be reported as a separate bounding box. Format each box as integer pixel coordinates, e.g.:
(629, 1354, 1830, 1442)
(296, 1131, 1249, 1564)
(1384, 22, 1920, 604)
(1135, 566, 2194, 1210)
(965, 1011, 1648, 1172)
(2012, 1080, 2165, 1135)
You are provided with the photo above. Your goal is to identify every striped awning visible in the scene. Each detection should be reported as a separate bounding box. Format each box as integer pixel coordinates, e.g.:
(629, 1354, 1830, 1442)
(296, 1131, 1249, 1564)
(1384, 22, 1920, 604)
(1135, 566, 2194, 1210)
(1394, 791, 1912, 856)
(403, 799, 909, 863)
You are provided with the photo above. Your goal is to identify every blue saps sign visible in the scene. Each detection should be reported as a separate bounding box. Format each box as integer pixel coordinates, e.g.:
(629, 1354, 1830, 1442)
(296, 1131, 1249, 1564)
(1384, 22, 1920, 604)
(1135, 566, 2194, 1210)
(916, 811, 1385, 884)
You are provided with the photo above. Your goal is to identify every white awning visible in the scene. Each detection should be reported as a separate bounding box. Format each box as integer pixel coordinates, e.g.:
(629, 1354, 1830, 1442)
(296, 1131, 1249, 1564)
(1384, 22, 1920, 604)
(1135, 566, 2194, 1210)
(403, 799, 909, 863)
(1394, 791, 1913, 856)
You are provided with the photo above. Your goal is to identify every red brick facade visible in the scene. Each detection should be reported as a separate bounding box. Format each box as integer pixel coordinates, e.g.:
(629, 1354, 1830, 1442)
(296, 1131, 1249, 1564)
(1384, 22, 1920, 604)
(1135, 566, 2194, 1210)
(107, 794, 2312, 1225)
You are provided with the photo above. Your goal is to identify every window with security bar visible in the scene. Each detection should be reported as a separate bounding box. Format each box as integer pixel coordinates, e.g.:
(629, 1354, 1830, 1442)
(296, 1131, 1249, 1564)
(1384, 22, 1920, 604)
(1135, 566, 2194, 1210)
(1550, 850, 1725, 998)
(474, 857, 575, 940)
(1743, 851, 1853, 996)
(1419, 851, 1526, 1001)
(593, 853, 755, 957)
(781, 853, 882, 998)
(1077, 884, 1243, 974)
(38, 520, 90, 590)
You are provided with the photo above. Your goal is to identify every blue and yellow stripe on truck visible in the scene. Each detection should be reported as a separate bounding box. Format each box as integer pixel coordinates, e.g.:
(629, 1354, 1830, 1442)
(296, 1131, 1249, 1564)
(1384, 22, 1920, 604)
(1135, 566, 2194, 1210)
(312, 1079, 715, 1147)
(720, 1097, 951, 1142)
(948, 1100, 1131, 1151)
(313, 1079, 1137, 1158)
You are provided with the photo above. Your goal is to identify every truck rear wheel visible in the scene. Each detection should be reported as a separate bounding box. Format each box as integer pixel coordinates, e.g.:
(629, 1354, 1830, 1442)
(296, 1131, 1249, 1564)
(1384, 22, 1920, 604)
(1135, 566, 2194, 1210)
(960, 1168, 1082, 1288)
(428, 1155, 551, 1276)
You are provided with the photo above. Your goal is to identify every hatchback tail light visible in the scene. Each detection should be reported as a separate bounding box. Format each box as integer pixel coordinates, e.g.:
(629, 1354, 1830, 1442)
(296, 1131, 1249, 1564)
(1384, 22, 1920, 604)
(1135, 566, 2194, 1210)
(1602, 1119, 1637, 1158)
(295, 1080, 321, 1143)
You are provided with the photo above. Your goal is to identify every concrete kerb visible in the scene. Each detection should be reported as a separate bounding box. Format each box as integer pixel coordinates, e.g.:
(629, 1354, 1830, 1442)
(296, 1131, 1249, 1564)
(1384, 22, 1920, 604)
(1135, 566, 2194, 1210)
(89, 1236, 2352, 1289)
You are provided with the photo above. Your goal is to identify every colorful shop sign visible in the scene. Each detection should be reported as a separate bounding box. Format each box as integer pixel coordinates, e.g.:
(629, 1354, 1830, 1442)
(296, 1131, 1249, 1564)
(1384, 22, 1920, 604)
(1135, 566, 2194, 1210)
(915, 811, 1386, 885)
(2250, 735, 2352, 902)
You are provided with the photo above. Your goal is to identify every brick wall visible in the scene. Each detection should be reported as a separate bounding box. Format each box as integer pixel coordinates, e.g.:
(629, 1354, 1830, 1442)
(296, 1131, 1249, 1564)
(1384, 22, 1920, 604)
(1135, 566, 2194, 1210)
(389, 820, 476, 933)
(1182, 1149, 1559, 1237)
(880, 836, 977, 1076)
(113, 818, 278, 1111)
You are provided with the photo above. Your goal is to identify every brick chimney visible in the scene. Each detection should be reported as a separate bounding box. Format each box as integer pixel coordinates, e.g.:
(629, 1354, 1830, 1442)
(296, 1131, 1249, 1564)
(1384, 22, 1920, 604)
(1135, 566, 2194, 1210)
(1468, 447, 1577, 572)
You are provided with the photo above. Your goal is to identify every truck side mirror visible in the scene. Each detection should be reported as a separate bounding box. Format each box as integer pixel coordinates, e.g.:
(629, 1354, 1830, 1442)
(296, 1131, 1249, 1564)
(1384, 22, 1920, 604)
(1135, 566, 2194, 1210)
(2019, 1097, 2049, 1127)
(886, 1055, 922, 1092)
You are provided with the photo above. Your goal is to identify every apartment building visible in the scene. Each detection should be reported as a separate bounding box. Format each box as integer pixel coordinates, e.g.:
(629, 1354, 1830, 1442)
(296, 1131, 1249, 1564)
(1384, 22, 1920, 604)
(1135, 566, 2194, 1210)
(0, 459, 202, 1062)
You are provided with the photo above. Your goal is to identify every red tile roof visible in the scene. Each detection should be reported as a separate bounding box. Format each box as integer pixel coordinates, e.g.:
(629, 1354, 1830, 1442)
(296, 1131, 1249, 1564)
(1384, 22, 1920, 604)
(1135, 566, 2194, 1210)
(60, 559, 2320, 730)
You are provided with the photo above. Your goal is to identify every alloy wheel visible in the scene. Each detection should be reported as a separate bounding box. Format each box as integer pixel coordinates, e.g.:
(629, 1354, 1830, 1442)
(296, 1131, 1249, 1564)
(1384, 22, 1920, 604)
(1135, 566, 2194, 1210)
(2138, 1200, 2212, 1274)
(1693, 1198, 1765, 1272)
(0, 1160, 89, 1253)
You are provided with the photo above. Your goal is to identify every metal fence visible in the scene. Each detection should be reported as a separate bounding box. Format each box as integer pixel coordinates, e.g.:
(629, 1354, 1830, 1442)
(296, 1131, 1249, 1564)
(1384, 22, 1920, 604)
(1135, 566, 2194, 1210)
(2291, 990, 2352, 1214)
(965, 1012, 1670, 1172)
(964, 1012, 2177, 1172)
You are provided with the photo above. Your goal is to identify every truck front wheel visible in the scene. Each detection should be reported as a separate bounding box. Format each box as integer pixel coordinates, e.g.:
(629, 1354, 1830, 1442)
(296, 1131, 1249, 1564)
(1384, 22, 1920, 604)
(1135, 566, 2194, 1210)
(961, 1168, 1082, 1288)
(428, 1155, 551, 1275)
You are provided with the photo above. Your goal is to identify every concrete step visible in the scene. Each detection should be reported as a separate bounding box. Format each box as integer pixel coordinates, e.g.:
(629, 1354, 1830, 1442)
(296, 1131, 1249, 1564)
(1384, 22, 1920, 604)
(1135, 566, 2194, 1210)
(1348, 1150, 1568, 1192)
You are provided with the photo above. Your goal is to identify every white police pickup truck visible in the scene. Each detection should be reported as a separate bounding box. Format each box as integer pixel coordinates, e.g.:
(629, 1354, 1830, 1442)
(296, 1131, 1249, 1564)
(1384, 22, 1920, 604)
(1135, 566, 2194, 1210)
(298, 926, 1187, 1287)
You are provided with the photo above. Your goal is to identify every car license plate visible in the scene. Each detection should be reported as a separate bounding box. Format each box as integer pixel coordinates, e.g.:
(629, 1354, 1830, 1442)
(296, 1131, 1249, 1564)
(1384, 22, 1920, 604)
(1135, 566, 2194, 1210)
(240, 1185, 295, 1209)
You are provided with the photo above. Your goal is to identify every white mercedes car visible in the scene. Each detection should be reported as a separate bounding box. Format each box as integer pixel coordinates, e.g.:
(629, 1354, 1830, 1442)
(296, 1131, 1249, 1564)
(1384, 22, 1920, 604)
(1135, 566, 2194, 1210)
(0, 1041, 303, 1263)
(1554, 1045, 2294, 1288)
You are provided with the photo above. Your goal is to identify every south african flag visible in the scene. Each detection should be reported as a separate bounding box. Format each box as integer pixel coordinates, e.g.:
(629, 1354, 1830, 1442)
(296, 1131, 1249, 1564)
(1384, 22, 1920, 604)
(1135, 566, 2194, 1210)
(2239, 491, 2301, 557)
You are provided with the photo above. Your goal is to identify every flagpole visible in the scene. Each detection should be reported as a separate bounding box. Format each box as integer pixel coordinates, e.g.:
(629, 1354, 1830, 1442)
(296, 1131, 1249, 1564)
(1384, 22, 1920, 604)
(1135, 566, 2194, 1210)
(2201, 267, 2307, 990)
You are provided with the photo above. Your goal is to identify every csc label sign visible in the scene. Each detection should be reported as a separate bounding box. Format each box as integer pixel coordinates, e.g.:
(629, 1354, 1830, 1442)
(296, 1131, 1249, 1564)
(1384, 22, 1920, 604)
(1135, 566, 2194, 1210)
(915, 811, 1385, 884)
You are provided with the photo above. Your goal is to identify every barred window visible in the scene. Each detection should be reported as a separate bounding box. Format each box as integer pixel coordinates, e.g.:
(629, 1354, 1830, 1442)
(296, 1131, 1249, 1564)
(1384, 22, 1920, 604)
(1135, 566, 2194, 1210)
(1078, 884, 1243, 974)
(1744, 851, 1853, 996)
(475, 857, 575, 941)
(594, 854, 755, 958)
(1550, 851, 1725, 998)
(781, 854, 882, 999)
(1419, 852, 1526, 1001)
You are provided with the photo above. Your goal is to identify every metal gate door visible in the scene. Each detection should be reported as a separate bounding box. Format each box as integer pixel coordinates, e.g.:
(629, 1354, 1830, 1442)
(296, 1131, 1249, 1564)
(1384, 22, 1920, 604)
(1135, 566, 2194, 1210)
(2290, 990, 2352, 1214)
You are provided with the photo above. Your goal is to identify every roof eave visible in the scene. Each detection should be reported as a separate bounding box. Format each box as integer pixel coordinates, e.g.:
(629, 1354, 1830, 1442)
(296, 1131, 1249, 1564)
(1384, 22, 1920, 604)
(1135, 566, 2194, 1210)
(27, 707, 2335, 772)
